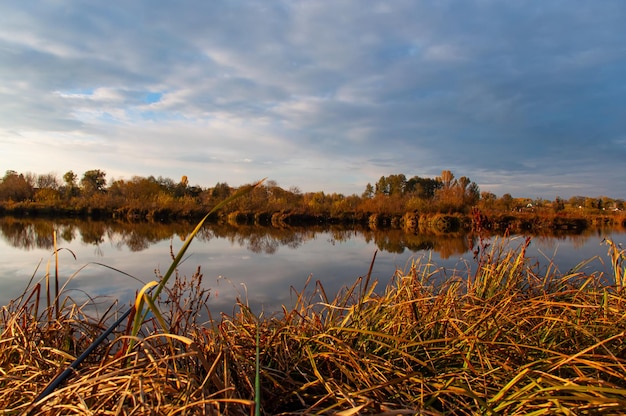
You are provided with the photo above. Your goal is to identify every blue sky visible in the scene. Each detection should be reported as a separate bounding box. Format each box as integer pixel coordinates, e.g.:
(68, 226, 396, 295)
(1, 1, 625, 199)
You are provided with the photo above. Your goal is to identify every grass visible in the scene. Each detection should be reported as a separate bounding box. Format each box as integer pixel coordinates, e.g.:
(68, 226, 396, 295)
(1, 228, 626, 414)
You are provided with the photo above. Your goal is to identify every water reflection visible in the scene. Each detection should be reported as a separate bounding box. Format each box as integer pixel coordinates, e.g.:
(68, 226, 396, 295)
(0, 216, 623, 258)
(0, 217, 193, 252)
(1, 216, 625, 315)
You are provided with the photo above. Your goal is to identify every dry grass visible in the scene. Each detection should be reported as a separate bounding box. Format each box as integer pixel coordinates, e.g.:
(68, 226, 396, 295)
(1, 237, 626, 415)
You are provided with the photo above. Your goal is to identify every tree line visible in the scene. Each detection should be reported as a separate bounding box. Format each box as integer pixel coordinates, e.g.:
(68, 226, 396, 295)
(0, 169, 623, 222)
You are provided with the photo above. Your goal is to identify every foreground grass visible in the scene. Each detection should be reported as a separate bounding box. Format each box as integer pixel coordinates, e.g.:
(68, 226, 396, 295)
(2, 237, 626, 415)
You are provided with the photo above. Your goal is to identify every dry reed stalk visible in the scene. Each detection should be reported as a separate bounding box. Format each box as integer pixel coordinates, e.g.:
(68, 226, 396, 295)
(2, 237, 626, 414)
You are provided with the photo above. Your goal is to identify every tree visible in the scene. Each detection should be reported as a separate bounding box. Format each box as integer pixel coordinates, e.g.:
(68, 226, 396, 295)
(568, 196, 586, 209)
(387, 174, 407, 196)
(81, 169, 107, 196)
(156, 176, 176, 194)
(187, 185, 202, 198)
(36, 173, 59, 190)
(305, 191, 328, 214)
(466, 181, 480, 205)
(438, 170, 455, 189)
(0, 170, 34, 202)
(62, 171, 79, 198)
(481, 192, 496, 201)
(405, 176, 440, 199)
(174, 175, 190, 198)
(110, 176, 163, 201)
(374, 174, 406, 196)
(497, 193, 514, 211)
(211, 182, 231, 200)
(553, 196, 565, 213)
(34, 188, 60, 203)
(433, 171, 479, 212)
(480, 192, 497, 209)
(63, 171, 77, 188)
(457, 176, 471, 191)
(362, 183, 374, 199)
(375, 176, 389, 196)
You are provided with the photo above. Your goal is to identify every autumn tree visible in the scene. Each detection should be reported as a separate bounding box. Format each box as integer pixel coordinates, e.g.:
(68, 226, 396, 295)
(304, 191, 329, 215)
(109, 176, 163, 201)
(458, 176, 480, 206)
(388, 174, 407, 196)
(62, 171, 79, 198)
(375, 174, 407, 196)
(36, 173, 59, 189)
(211, 182, 232, 200)
(497, 193, 514, 211)
(553, 196, 565, 213)
(156, 176, 176, 193)
(438, 170, 455, 189)
(80, 169, 107, 196)
(405, 176, 441, 199)
(479, 192, 497, 210)
(30, 173, 60, 203)
(0, 170, 34, 202)
(63, 171, 77, 186)
(362, 183, 374, 199)
(375, 176, 388, 196)
(434, 170, 479, 212)
(568, 196, 585, 209)
(267, 182, 296, 208)
(173, 175, 189, 198)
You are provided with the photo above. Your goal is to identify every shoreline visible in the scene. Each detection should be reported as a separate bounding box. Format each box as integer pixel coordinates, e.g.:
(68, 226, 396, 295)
(1, 205, 624, 235)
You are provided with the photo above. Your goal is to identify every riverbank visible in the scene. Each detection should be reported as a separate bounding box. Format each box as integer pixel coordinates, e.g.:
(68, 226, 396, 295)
(1, 200, 625, 235)
(2, 237, 626, 414)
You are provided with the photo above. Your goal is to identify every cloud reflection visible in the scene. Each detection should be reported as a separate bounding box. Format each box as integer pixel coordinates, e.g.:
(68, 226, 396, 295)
(1, 217, 623, 315)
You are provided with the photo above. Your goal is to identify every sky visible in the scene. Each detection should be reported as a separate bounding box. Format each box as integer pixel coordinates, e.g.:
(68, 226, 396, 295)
(1, 1, 625, 200)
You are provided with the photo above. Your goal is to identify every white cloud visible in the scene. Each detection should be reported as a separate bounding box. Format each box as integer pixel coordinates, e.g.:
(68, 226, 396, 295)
(0, 1, 625, 198)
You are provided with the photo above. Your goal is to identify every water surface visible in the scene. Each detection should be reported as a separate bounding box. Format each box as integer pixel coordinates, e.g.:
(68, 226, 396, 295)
(1, 217, 624, 316)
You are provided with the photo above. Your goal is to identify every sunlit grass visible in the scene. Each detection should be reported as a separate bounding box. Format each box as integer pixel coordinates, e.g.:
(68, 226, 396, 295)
(1, 234, 626, 414)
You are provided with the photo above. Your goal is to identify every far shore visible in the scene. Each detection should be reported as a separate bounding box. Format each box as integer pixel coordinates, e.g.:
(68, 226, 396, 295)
(1, 204, 624, 235)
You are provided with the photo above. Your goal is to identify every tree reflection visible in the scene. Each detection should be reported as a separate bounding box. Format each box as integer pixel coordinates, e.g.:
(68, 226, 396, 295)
(0, 218, 38, 250)
(59, 225, 77, 244)
(79, 221, 106, 246)
(0, 216, 622, 258)
(32, 221, 55, 249)
(196, 223, 308, 254)
(360, 228, 472, 258)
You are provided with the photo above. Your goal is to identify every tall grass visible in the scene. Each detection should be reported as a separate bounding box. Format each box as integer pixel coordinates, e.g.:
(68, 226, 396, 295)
(605, 239, 626, 290)
(1, 231, 626, 413)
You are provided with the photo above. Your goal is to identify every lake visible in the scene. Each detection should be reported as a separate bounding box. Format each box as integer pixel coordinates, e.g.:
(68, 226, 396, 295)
(1, 217, 624, 317)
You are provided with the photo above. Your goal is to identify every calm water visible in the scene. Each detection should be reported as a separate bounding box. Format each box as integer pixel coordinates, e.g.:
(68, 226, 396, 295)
(1, 217, 624, 316)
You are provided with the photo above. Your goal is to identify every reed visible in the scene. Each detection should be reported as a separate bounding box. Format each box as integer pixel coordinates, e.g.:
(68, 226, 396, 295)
(1, 232, 626, 414)
(605, 238, 626, 290)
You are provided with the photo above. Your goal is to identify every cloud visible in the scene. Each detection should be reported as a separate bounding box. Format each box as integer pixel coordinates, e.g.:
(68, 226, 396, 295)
(0, 1, 625, 198)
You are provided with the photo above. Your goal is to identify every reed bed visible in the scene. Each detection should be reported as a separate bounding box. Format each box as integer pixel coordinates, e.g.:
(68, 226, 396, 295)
(2, 236, 626, 415)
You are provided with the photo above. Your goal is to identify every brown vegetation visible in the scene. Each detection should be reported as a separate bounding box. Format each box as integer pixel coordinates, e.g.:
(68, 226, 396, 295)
(1, 169, 625, 234)
(2, 237, 626, 414)
(1, 182, 625, 413)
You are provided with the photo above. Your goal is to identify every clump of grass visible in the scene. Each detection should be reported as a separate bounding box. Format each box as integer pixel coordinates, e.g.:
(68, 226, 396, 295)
(2, 230, 626, 414)
(605, 238, 626, 290)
